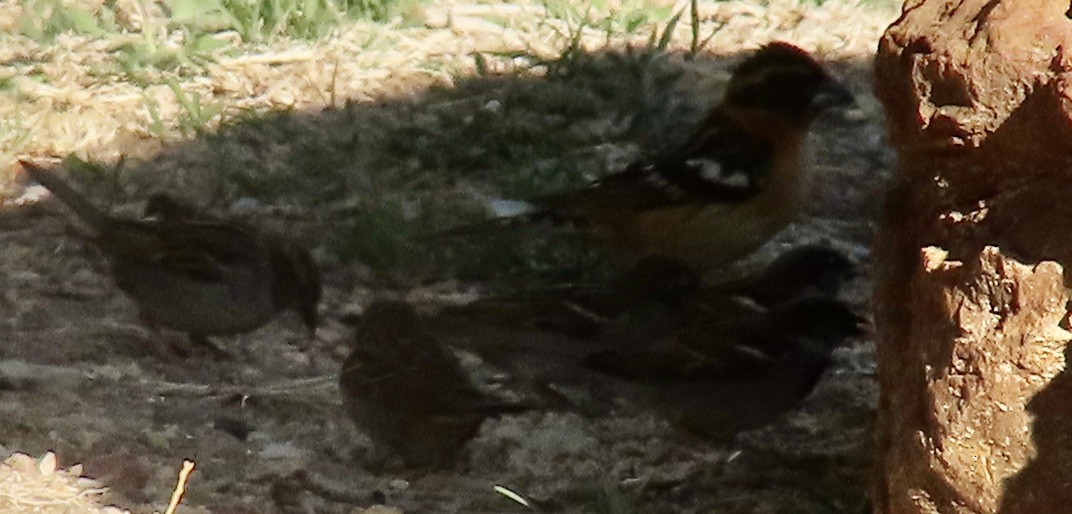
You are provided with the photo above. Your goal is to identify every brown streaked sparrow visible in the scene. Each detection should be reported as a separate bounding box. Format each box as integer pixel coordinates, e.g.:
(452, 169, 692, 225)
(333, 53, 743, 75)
(19, 160, 321, 352)
(339, 301, 531, 469)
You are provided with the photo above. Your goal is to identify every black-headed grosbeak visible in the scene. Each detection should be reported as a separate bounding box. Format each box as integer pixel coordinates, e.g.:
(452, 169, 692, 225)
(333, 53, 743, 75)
(424, 250, 865, 440)
(446, 42, 855, 275)
(339, 301, 531, 469)
(583, 295, 865, 440)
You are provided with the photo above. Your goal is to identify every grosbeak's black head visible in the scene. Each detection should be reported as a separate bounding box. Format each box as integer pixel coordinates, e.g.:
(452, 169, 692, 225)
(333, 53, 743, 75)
(724, 42, 855, 124)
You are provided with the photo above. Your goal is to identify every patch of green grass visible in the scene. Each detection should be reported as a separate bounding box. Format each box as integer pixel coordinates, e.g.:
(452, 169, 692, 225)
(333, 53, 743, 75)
(114, 33, 226, 78)
(330, 194, 478, 284)
(88, 9, 707, 285)
(381, 89, 601, 198)
(164, 0, 422, 42)
(165, 78, 225, 136)
(377, 43, 691, 198)
(540, 0, 678, 79)
(17, 0, 423, 46)
(17, 0, 116, 41)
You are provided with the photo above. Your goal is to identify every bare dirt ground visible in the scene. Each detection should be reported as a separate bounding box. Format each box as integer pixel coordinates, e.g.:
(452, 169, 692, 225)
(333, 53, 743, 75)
(0, 1, 897, 512)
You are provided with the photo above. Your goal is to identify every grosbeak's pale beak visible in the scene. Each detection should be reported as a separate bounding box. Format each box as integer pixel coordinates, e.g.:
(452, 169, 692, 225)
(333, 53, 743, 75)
(441, 42, 855, 277)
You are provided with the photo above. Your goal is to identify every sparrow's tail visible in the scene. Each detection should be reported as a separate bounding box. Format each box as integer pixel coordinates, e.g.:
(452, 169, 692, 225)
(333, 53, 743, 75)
(19, 160, 109, 233)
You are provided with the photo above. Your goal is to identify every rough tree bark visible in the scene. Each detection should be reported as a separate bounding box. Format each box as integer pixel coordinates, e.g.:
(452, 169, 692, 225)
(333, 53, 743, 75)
(873, 0, 1072, 513)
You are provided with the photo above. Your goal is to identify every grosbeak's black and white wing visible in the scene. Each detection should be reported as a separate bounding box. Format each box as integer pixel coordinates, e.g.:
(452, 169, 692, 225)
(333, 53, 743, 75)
(536, 116, 775, 215)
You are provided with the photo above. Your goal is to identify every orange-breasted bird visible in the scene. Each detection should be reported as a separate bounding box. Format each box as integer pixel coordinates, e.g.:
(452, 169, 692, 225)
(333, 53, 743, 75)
(441, 42, 855, 276)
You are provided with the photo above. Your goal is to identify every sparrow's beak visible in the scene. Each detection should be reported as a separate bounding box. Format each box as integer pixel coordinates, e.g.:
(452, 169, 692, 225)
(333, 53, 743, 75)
(811, 81, 856, 111)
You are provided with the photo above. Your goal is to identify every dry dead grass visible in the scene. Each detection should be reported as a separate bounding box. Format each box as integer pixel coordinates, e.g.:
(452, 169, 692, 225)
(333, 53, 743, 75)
(1, 0, 892, 178)
(0, 452, 124, 513)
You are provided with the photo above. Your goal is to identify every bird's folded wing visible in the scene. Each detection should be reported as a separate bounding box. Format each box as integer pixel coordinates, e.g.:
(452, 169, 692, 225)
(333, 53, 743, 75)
(100, 221, 263, 283)
(581, 333, 778, 383)
(535, 123, 774, 214)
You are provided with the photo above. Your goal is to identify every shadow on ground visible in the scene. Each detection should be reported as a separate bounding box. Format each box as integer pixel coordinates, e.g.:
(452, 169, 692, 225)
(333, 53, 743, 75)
(0, 47, 887, 513)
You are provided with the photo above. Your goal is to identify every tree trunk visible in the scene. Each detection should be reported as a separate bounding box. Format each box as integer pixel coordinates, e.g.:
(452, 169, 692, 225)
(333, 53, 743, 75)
(873, 0, 1072, 512)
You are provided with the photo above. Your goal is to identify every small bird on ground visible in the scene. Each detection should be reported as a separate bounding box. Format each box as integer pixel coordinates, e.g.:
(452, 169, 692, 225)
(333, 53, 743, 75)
(422, 252, 865, 441)
(589, 296, 866, 440)
(440, 42, 855, 275)
(444, 244, 855, 342)
(703, 244, 857, 307)
(439, 255, 699, 339)
(19, 160, 321, 354)
(339, 301, 532, 469)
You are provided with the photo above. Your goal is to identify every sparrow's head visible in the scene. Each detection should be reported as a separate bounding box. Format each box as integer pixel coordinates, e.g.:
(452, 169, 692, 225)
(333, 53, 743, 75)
(724, 42, 855, 125)
(754, 245, 857, 303)
(768, 296, 866, 349)
(351, 300, 425, 350)
(270, 241, 322, 335)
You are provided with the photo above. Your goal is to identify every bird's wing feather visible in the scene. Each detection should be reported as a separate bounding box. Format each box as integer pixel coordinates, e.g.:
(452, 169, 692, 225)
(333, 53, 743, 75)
(100, 221, 264, 283)
(536, 120, 774, 214)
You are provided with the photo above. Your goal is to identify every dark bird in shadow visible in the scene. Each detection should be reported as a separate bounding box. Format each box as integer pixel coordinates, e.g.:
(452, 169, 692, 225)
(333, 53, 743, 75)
(583, 295, 866, 440)
(419, 250, 865, 441)
(339, 301, 534, 469)
(19, 161, 321, 356)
